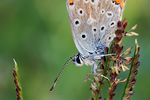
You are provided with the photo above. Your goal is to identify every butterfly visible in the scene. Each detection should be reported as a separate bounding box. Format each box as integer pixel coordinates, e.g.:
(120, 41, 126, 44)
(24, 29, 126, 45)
(50, 0, 126, 93)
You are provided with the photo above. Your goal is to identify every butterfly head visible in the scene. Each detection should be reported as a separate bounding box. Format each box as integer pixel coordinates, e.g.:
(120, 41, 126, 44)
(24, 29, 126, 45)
(72, 53, 84, 66)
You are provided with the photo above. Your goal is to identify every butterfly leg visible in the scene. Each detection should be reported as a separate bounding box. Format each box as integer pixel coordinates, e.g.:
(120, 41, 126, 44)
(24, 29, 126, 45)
(94, 63, 98, 74)
(91, 63, 98, 75)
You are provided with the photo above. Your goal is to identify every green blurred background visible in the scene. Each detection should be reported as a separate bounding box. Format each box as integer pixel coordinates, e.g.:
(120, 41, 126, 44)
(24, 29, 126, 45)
(0, 0, 149, 100)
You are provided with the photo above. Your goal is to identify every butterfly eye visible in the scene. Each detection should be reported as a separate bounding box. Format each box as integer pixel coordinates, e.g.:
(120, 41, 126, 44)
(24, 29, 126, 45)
(81, 33, 87, 40)
(78, 8, 84, 16)
(74, 19, 80, 27)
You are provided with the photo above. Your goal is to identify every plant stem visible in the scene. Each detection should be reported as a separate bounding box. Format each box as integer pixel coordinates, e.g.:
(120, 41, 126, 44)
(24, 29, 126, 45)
(13, 59, 23, 100)
(121, 41, 137, 100)
(96, 44, 113, 100)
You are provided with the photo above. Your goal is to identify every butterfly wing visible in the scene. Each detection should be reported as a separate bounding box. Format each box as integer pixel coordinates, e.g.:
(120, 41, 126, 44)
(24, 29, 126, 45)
(66, 0, 126, 55)
(97, 0, 126, 47)
(67, 0, 98, 54)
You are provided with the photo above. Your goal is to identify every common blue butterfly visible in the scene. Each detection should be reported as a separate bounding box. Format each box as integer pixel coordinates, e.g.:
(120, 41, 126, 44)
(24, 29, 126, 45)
(50, 0, 126, 93)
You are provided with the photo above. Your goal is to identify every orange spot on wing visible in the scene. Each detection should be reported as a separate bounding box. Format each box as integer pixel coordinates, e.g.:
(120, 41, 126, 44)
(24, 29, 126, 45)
(69, 0, 74, 5)
(112, 0, 126, 9)
(120, 1, 125, 8)
(69, 0, 74, 4)
(116, 0, 122, 4)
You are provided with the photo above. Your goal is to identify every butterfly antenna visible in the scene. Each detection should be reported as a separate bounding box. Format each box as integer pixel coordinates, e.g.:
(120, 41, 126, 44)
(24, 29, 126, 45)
(49, 55, 76, 93)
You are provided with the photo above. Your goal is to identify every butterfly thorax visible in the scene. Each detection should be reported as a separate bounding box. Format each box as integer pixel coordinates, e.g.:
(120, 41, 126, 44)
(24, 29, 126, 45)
(72, 44, 106, 67)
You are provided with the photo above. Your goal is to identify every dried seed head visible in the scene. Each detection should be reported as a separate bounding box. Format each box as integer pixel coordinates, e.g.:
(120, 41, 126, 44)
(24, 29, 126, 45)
(91, 83, 97, 90)
(130, 77, 136, 85)
(115, 79, 120, 84)
(137, 47, 140, 54)
(134, 54, 140, 61)
(95, 89, 99, 94)
(109, 93, 116, 100)
(89, 97, 94, 100)
(121, 64, 130, 72)
(94, 77, 99, 83)
(124, 57, 133, 62)
(89, 87, 92, 90)
(100, 64, 104, 70)
(13, 70, 17, 78)
(123, 22, 128, 29)
(117, 21, 122, 28)
(115, 29, 123, 35)
(113, 44, 120, 52)
(128, 91, 135, 95)
(101, 57, 106, 65)
(117, 46, 124, 55)
(104, 47, 109, 53)
(122, 18, 126, 25)
(126, 47, 133, 52)
(92, 91, 97, 97)
(114, 37, 121, 43)
(99, 80, 103, 85)
(121, 78, 127, 83)
(111, 83, 118, 92)
(16, 88, 20, 94)
(128, 86, 134, 91)
(131, 24, 138, 30)
(14, 79, 18, 85)
(124, 61, 131, 66)
(17, 94, 20, 100)
(133, 61, 140, 69)
(124, 51, 131, 56)
(98, 96, 102, 99)
(16, 85, 21, 91)
(126, 32, 139, 36)
(131, 69, 138, 77)
(83, 73, 91, 83)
